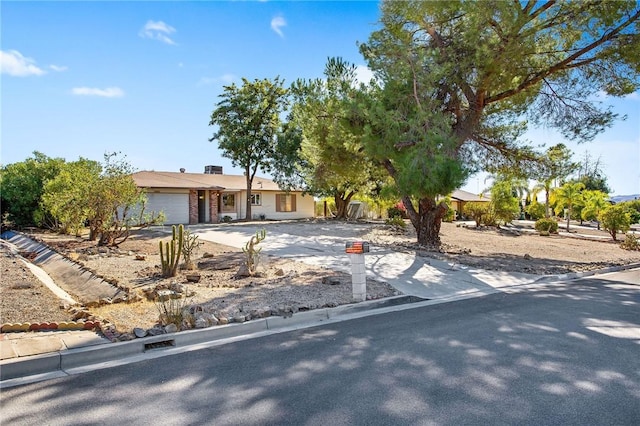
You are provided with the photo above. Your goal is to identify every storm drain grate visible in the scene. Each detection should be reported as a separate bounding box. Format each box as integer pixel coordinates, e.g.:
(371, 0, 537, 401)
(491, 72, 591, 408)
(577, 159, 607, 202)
(144, 339, 176, 351)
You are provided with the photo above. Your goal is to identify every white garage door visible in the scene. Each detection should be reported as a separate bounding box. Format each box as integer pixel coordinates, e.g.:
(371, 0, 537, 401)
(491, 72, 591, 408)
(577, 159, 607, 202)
(145, 193, 189, 224)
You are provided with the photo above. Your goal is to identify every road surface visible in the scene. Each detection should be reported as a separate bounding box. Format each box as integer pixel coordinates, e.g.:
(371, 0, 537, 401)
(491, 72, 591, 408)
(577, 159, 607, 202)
(1, 270, 638, 425)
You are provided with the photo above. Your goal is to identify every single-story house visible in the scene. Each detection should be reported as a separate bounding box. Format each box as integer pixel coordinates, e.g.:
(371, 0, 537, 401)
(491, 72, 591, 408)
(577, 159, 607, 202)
(449, 189, 490, 220)
(132, 167, 315, 225)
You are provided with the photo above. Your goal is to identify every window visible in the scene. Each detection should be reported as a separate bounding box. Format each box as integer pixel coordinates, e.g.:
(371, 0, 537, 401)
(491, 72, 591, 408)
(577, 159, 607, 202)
(276, 194, 296, 212)
(251, 193, 262, 206)
(221, 193, 235, 212)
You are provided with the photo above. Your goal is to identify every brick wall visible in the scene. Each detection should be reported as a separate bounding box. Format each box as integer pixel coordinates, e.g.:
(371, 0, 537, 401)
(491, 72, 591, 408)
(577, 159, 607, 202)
(188, 190, 198, 225)
(209, 190, 219, 223)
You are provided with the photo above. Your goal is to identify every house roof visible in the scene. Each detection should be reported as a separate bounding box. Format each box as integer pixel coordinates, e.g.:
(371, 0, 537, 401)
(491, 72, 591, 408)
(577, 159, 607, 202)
(450, 189, 490, 202)
(132, 170, 282, 192)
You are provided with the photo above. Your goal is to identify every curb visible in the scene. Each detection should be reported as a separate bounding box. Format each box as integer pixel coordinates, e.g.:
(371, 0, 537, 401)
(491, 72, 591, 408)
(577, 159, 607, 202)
(0, 296, 423, 386)
(533, 262, 640, 283)
(2, 264, 637, 388)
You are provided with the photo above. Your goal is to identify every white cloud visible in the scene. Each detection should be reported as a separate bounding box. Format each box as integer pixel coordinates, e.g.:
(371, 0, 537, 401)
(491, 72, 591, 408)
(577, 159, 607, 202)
(49, 64, 68, 72)
(624, 91, 639, 100)
(0, 50, 46, 76)
(71, 87, 125, 98)
(198, 73, 237, 86)
(354, 65, 375, 85)
(271, 16, 286, 38)
(139, 20, 177, 45)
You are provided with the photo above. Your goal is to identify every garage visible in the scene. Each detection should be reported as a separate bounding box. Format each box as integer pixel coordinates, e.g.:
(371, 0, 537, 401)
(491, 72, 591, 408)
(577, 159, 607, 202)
(144, 192, 189, 224)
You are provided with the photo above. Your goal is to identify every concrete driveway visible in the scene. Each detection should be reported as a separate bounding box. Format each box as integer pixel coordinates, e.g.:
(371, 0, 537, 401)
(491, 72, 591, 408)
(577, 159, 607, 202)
(187, 221, 544, 300)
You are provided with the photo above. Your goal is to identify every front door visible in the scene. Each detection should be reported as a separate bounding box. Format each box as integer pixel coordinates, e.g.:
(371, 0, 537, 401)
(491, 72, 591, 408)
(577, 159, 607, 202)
(198, 190, 206, 223)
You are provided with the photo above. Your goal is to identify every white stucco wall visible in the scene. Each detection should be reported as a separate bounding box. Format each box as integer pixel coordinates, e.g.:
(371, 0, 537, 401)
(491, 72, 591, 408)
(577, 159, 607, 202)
(238, 191, 315, 220)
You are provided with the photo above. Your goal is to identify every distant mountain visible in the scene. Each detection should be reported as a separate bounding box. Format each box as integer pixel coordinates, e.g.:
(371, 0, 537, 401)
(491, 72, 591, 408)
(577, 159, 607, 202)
(610, 194, 640, 203)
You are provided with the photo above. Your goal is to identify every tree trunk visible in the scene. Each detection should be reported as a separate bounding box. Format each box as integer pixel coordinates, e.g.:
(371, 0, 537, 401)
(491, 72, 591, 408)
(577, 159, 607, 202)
(334, 191, 355, 219)
(545, 188, 551, 218)
(403, 195, 448, 247)
(245, 170, 252, 221)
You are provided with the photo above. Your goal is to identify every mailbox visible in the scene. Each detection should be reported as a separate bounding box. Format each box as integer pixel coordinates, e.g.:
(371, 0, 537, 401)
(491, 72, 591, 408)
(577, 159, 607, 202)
(345, 241, 369, 254)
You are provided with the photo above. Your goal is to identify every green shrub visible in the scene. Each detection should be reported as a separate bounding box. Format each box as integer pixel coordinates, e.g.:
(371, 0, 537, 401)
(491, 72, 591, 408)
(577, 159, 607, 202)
(525, 202, 546, 220)
(387, 206, 406, 219)
(599, 205, 631, 241)
(443, 207, 455, 222)
(620, 233, 640, 251)
(619, 200, 640, 224)
(385, 215, 407, 230)
(463, 202, 490, 227)
(535, 218, 558, 234)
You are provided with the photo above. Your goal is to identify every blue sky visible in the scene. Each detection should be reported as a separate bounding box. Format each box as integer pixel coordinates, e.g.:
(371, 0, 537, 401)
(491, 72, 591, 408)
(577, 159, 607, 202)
(2, 1, 639, 196)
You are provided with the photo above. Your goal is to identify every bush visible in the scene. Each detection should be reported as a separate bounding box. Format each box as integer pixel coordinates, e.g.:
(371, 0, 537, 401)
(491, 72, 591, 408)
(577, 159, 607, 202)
(599, 205, 631, 241)
(463, 202, 490, 227)
(535, 218, 558, 234)
(525, 202, 546, 220)
(620, 233, 640, 251)
(619, 200, 640, 224)
(385, 215, 407, 230)
(387, 206, 406, 219)
(443, 207, 455, 222)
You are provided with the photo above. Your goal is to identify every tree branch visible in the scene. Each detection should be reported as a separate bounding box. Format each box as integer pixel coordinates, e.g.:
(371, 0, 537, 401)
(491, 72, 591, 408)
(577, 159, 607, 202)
(485, 8, 640, 105)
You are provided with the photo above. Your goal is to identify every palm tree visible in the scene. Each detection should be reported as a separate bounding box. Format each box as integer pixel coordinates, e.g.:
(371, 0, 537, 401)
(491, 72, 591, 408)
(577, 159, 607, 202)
(551, 182, 585, 232)
(533, 178, 555, 218)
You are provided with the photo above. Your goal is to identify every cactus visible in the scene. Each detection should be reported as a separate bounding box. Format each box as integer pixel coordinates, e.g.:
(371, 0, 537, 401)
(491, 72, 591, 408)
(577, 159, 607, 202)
(159, 224, 184, 277)
(242, 228, 266, 275)
(181, 229, 202, 270)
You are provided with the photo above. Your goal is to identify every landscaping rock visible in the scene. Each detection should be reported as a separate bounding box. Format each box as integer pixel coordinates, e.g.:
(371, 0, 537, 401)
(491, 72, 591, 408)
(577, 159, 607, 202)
(134, 327, 147, 338)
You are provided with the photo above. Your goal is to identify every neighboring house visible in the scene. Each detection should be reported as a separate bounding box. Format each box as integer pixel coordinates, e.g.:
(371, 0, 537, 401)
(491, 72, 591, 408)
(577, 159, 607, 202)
(449, 189, 490, 220)
(132, 167, 315, 225)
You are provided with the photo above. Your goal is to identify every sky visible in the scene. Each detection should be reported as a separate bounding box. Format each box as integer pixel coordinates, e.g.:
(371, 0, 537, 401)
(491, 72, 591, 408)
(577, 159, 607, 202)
(2, 1, 639, 197)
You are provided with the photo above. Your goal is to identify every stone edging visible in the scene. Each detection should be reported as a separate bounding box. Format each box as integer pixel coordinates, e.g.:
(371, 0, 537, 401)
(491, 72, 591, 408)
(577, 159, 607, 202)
(0, 321, 101, 333)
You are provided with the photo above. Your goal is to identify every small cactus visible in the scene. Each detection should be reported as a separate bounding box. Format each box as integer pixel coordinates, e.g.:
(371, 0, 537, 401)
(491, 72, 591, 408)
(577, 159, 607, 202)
(242, 229, 266, 275)
(160, 224, 184, 277)
(181, 229, 203, 270)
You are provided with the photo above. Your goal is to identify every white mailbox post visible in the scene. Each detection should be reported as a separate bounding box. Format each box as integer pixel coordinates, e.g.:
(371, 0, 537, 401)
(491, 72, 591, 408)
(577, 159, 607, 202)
(345, 241, 370, 302)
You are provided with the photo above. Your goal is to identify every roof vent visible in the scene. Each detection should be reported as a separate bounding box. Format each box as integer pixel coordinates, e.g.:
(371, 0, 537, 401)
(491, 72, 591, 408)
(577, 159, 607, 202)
(204, 165, 223, 174)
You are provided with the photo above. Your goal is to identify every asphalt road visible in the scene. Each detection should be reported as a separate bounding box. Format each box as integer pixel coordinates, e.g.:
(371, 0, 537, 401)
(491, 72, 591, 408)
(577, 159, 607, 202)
(1, 270, 638, 425)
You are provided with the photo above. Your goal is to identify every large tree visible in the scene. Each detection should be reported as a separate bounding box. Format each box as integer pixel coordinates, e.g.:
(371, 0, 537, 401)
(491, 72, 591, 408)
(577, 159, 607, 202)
(41, 157, 102, 236)
(86, 153, 163, 246)
(289, 58, 384, 219)
(0, 152, 65, 227)
(572, 151, 612, 193)
(355, 0, 639, 246)
(209, 77, 288, 220)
